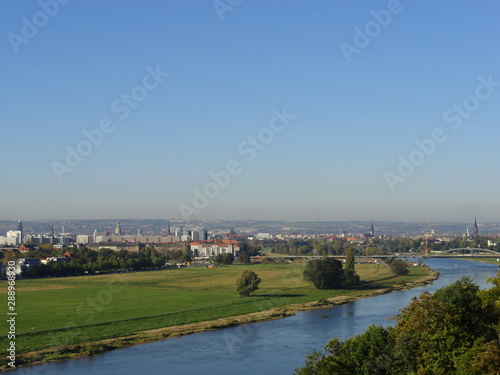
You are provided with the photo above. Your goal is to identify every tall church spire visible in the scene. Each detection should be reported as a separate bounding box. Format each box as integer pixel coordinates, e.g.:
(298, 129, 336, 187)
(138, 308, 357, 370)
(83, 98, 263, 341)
(473, 217, 479, 237)
(370, 222, 374, 237)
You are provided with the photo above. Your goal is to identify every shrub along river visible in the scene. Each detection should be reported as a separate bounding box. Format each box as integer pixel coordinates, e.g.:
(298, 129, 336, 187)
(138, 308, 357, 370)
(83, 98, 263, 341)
(14, 258, 499, 375)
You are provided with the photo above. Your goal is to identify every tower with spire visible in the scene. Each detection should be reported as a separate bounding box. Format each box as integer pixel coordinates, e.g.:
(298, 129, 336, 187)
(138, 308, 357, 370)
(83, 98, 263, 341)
(370, 222, 374, 237)
(473, 217, 479, 238)
(114, 220, 123, 236)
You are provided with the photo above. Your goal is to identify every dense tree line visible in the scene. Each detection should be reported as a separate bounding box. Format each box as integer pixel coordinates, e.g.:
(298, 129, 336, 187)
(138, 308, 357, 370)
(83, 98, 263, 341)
(20, 245, 191, 278)
(272, 239, 350, 256)
(295, 275, 500, 374)
(266, 236, 500, 257)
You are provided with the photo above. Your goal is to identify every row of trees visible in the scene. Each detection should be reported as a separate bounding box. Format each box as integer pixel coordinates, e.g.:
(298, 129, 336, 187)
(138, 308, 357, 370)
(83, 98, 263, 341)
(295, 275, 500, 374)
(213, 251, 251, 265)
(22, 245, 174, 278)
(20, 243, 252, 277)
(251, 236, 499, 255)
(272, 240, 348, 256)
(267, 236, 500, 256)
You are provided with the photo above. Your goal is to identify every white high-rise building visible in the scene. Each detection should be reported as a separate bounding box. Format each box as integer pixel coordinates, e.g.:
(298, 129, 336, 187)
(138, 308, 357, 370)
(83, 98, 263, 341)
(0, 230, 22, 245)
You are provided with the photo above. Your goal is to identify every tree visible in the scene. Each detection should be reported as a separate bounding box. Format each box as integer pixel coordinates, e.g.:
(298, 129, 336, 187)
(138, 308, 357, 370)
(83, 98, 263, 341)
(343, 245, 360, 286)
(215, 253, 234, 265)
(239, 252, 251, 264)
(214, 254, 224, 264)
(296, 275, 500, 375)
(303, 258, 344, 289)
(223, 252, 234, 265)
(387, 258, 409, 275)
(236, 270, 261, 297)
(392, 278, 491, 374)
(297, 245, 311, 255)
(294, 325, 396, 375)
(331, 240, 344, 255)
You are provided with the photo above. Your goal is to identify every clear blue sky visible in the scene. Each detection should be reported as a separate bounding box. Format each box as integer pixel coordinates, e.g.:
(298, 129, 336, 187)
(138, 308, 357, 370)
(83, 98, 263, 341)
(1, 0, 499, 222)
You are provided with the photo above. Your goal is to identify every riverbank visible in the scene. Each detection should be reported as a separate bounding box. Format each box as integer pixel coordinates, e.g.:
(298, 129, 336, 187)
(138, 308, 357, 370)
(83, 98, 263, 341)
(0, 265, 438, 371)
(465, 257, 500, 266)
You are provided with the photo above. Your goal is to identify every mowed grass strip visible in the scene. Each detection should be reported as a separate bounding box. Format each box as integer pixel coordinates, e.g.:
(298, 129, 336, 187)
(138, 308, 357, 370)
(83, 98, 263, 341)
(0, 262, 429, 354)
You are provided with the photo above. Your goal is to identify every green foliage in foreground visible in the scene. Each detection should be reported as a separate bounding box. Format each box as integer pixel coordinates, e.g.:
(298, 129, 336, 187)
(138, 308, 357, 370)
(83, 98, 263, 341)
(295, 275, 500, 375)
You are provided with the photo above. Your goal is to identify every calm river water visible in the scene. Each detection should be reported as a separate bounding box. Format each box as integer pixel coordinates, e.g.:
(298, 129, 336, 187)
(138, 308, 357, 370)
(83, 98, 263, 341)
(14, 258, 499, 375)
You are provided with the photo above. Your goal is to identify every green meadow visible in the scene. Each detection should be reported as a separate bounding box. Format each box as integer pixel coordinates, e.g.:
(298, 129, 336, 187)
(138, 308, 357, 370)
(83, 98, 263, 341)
(0, 263, 432, 356)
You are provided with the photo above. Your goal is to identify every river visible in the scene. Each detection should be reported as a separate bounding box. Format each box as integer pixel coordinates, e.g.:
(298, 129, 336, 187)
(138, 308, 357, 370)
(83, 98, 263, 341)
(14, 258, 499, 375)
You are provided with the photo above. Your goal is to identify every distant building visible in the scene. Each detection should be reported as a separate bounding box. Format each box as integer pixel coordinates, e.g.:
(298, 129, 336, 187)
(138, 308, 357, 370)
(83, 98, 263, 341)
(18, 220, 23, 243)
(14, 258, 41, 275)
(17, 244, 37, 253)
(467, 218, 480, 239)
(190, 229, 208, 241)
(0, 229, 22, 246)
(76, 235, 91, 244)
(88, 243, 142, 252)
(189, 240, 240, 258)
(174, 227, 184, 238)
(40, 257, 70, 265)
(25, 235, 55, 245)
(98, 235, 179, 244)
(114, 220, 123, 236)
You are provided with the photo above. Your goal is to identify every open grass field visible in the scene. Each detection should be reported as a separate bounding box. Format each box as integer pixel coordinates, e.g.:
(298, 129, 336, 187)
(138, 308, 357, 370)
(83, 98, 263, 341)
(0, 262, 432, 357)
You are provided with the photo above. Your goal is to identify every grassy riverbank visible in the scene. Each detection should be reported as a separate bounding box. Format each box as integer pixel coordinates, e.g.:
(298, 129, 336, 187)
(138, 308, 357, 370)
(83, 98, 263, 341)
(0, 262, 437, 370)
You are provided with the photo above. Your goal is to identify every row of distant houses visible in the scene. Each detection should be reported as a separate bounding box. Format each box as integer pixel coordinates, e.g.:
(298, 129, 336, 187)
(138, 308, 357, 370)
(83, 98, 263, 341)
(0, 255, 71, 278)
(0, 239, 241, 278)
(189, 240, 240, 258)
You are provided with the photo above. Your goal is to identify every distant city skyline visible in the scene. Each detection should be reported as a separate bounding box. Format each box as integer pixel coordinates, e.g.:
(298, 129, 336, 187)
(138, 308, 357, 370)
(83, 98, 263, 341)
(2, 1, 499, 222)
(2, 218, 499, 238)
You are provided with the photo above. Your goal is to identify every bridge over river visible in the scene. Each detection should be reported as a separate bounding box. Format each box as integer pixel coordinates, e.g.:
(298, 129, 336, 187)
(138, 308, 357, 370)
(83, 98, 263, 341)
(262, 248, 500, 262)
(423, 248, 500, 258)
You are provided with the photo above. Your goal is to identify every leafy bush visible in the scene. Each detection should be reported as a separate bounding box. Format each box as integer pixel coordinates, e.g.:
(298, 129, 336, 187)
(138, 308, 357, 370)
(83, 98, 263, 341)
(388, 259, 409, 275)
(236, 270, 261, 297)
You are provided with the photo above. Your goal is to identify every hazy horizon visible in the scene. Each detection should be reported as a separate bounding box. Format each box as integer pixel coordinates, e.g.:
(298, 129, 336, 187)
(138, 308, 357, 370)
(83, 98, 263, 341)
(0, 218, 492, 226)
